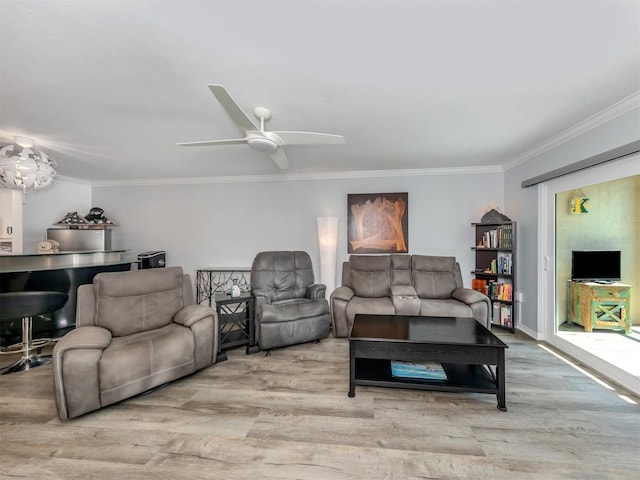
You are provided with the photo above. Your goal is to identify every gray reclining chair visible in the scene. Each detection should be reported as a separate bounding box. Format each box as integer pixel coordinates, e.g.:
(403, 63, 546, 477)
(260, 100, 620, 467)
(251, 251, 330, 351)
(52, 266, 218, 420)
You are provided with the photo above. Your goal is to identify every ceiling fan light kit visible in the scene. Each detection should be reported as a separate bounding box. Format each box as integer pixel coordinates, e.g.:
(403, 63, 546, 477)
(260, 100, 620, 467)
(178, 84, 345, 170)
(247, 136, 278, 154)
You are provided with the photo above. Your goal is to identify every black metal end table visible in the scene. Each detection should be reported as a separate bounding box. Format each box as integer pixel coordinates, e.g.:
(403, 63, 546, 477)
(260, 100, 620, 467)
(214, 292, 259, 362)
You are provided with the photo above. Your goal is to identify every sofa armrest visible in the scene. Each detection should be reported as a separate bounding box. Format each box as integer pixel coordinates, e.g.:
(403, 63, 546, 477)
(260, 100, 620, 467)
(330, 285, 355, 302)
(253, 289, 272, 304)
(173, 304, 217, 328)
(53, 326, 112, 355)
(174, 305, 217, 369)
(330, 286, 354, 338)
(253, 289, 272, 320)
(452, 287, 488, 305)
(452, 287, 491, 328)
(52, 326, 112, 421)
(307, 283, 327, 300)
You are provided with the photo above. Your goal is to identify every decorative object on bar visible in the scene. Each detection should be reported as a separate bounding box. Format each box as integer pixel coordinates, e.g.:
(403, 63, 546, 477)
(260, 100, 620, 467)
(317, 216, 339, 295)
(54, 207, 117, 228)
(37, 239, 60, 253)
(0, 136, 57, 202)
(55, 211, 90, 226)
(84, 207, 117, 225)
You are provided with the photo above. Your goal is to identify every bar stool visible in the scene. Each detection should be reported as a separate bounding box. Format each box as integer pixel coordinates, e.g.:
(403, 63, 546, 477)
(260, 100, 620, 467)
(0, 291, 68, 374)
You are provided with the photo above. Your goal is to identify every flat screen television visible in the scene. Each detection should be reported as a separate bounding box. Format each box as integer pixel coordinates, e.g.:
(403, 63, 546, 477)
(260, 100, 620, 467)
(571, 250, 621, 283)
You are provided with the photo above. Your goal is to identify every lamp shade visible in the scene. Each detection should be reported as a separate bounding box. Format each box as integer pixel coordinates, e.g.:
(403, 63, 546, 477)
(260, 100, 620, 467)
(0, 139, 57, 193)
(317, 216, 339, 295)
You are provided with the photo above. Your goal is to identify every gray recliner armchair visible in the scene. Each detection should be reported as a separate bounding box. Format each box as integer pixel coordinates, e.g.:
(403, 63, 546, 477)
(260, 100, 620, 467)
(251, 251, 330, 351)
(52, 266, 218, 420)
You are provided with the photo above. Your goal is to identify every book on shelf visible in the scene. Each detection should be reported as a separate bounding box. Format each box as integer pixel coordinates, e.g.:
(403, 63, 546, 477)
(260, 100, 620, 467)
(492, 302, 502, 324)
(497, 253, 512, 275)
(492, 301, 513, 327)
(479, 224, 513, 249)
(487, 281, 513, 301)
(390, 361, 447, 381)
(500, 304, 512, 328)
(498, 224, 513, 249)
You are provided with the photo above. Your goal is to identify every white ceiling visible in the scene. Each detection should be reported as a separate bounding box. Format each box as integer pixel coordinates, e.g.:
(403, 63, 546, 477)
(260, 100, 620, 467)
(1, 0, 639, 183)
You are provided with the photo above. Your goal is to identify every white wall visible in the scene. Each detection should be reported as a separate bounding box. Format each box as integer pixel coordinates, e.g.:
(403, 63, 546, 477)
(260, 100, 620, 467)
(22, 179, 92, 252)
(504, 107, 640, 335)
(91, 171, 504, 290)
(16, 104, 639, 340)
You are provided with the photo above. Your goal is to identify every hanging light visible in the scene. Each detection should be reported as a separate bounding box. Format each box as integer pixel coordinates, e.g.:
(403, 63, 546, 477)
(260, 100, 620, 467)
(0, 136, 57, 200)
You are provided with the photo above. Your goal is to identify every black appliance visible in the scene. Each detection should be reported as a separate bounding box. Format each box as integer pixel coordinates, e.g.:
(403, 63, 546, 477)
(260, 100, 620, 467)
(571, 250, 621, 283)
(138, 251, 166, 269)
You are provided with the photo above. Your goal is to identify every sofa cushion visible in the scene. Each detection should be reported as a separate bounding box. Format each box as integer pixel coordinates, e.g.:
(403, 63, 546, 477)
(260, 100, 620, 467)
(259, 314, 330, 350)
(94, 266, 184, 337)
(390, 254, 412, 286)
(260, 298, 329, 323)
(98, 323, 195, 406)
(345, 295, 395, 321)
(251, 251, 314, 302)
(412, 255, 458, 299)
(418, 298, 473, 318)
(349, 255, 391, 298)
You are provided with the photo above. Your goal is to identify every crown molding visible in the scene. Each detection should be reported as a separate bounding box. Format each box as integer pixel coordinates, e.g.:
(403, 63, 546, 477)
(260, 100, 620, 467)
(56, 175, 93, 185)
(504, 91, 640, 171)
(87, 165, 503, 187)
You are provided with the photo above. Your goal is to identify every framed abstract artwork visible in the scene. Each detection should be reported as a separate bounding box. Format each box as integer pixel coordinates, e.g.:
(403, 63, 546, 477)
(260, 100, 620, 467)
(347, 192, 408, 253)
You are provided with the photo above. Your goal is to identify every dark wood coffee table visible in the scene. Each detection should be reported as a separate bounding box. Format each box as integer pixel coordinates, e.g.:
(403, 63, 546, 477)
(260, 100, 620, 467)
(348, 314, 509, 410)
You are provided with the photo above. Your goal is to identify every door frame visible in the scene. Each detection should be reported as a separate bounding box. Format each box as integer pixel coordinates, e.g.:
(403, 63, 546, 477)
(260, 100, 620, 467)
(538, 153, 640, 395)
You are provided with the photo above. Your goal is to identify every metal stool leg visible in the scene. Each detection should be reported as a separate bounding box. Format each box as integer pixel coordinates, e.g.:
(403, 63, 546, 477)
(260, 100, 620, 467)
(1, 316, 53, 374)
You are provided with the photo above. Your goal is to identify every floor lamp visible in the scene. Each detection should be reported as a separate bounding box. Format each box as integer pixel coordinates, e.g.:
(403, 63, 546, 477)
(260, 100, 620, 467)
(317, 217, 339, 295)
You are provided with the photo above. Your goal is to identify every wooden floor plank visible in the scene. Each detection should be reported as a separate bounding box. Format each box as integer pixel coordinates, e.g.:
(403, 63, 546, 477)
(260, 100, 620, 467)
(0, 332, 638, 479)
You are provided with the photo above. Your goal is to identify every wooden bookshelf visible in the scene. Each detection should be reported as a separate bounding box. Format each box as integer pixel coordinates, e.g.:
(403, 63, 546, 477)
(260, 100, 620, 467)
(471, 221, 517, 332)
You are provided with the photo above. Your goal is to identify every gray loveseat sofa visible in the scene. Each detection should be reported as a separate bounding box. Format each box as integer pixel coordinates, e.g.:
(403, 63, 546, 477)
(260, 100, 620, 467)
(52, 266, 218, 420)
(330, 254, 491, 337)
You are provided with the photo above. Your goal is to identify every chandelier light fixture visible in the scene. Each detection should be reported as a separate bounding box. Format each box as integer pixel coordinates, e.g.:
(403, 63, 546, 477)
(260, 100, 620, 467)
(0, 136, 57, 201)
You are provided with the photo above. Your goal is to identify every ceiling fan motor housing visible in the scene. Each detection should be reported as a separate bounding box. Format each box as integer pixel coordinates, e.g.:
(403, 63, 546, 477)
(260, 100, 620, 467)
(247, 136, 278, 153)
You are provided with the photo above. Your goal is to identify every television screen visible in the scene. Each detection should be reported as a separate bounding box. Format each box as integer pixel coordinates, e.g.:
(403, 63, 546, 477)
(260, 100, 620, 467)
(571, 250, 621, 282)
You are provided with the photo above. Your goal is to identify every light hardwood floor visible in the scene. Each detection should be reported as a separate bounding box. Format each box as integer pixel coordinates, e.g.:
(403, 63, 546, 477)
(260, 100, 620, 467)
(1, 332, 638, 480)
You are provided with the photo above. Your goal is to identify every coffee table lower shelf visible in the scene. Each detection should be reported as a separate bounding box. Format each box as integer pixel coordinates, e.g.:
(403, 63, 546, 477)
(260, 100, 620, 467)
(351, 358, 499, 396)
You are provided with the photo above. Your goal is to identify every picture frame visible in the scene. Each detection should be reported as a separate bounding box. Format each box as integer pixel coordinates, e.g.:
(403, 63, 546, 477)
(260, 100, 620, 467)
(347, 192, 408, 253)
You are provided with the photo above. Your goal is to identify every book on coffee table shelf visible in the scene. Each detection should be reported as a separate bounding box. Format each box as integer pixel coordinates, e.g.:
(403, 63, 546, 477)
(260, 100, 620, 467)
(390, 361, 447, 381)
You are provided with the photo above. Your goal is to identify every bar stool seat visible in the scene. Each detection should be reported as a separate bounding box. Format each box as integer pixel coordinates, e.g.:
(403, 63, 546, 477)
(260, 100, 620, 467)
(0, 291, 68, 374)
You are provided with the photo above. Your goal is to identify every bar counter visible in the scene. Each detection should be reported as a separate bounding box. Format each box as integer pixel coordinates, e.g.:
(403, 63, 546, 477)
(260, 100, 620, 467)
(0, 250, 133, 335)
(0, 249, 129, 272)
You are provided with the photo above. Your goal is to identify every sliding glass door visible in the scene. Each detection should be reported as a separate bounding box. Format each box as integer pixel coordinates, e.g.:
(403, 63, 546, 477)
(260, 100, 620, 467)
(539, 154, 640, 395)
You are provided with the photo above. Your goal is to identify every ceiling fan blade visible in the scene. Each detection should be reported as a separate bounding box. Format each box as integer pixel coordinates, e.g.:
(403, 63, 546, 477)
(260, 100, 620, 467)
(208, 84, 258, 133)
(271, 131, 345, 146)
(269, 148, 289, 170)
(177, 139, 246, 147)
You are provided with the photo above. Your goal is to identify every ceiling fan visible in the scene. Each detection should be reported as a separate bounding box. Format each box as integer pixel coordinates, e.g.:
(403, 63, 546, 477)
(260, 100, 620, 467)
(177, 84, 345, 170)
